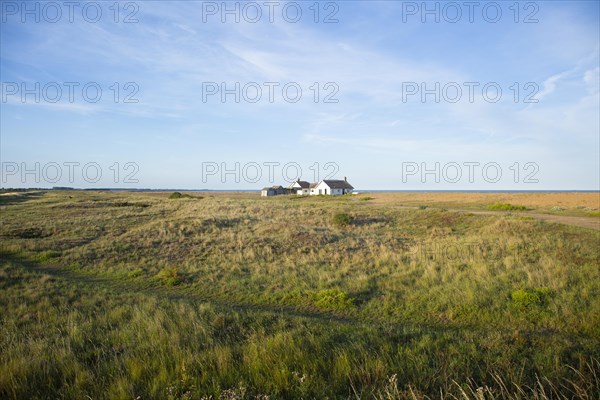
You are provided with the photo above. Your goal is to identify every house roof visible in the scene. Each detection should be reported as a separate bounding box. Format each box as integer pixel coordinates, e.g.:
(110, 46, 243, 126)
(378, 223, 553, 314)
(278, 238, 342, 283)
(321, 180, 354, 189)
(261, 186, 284, 191)
(309, 182, 318, 188)
(295, 180, 310, 188)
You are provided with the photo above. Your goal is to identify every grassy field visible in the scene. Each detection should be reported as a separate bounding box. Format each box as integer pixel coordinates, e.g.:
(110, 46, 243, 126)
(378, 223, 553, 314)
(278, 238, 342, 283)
(1, 190, 599, 399)
(365, 192, 600, 216)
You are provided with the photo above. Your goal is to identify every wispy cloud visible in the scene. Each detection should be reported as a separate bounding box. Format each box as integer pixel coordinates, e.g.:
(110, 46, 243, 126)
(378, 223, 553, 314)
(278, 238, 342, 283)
(1, 0, 598, 189)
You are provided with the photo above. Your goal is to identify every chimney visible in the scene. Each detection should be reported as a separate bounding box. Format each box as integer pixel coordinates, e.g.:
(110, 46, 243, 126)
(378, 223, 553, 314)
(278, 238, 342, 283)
(344, 176, 347, 182)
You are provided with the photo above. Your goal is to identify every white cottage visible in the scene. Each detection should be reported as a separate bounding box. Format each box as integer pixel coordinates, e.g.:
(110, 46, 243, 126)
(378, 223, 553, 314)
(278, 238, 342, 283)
(309, 178, 354, 196)
(289, 180, 311, 195)
(265, 178, 354, 196)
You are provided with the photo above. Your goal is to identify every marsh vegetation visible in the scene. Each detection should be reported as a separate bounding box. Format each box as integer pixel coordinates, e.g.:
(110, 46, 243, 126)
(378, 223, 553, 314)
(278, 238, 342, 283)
(1, 190, 599, 399)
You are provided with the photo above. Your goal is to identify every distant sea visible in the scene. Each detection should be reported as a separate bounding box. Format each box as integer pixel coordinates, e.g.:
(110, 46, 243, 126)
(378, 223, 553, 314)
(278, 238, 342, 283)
(5, 188, 597, 193)
(82, 188, 599, 193)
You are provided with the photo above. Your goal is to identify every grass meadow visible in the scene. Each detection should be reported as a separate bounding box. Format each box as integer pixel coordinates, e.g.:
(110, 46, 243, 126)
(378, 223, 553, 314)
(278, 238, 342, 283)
(0, 190, 599, 399)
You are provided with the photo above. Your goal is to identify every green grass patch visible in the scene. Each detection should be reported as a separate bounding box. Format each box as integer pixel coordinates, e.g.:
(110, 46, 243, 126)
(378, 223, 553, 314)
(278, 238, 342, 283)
(312, 289, 354, 311)
(1, 190, 599, 398)
(34, 250, 62, 262)
(155, 266, 181, 286)
(169, 192, 201, 199)
(332, 212, 354, 226)
(510, 287, 552, 310)
(487, 203, 529, 211)
(128, 268, 144, 279)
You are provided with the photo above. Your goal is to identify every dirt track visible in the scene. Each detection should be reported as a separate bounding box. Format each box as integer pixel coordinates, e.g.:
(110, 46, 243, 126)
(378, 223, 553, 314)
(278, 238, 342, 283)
(456, 209, 600, 231)
(365, 202, 600, 231)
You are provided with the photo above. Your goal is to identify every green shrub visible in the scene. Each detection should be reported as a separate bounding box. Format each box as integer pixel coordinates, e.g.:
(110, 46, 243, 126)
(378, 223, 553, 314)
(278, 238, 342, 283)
(169, 192, 199, 199)
(487, 203, 528, 211)
(68, 262, 82, 270)
(35, 250, 61, 262)
(128, 268, 144, 279)
(313, 289, 354, 310)
(511, 287, 552, 310)
(418, 205, 428, 210)
(156, 266, 181, 286)
(360, 196, 373, 201)
(332, 213, 353, 226)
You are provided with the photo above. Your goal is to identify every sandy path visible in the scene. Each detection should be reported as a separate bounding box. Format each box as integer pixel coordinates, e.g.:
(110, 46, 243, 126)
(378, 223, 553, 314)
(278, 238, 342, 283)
(364, 202, 600, 231)
(458, 209, 600, 231)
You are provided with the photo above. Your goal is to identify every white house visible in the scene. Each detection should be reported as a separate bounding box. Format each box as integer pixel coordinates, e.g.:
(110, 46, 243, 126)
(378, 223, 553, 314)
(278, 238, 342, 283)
(309, 178, 354, 195)
(289, 180, 311, 195)
(266, 178, 354, 196)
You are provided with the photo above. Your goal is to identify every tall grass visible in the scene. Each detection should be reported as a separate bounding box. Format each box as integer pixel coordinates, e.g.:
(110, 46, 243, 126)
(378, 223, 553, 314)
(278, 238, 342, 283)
(0, 191, 599, 398)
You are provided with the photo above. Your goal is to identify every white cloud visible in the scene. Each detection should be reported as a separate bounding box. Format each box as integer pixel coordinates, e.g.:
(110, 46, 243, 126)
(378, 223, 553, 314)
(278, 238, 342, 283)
(583, 67, 600, 94)
(536, 73, 566, 100)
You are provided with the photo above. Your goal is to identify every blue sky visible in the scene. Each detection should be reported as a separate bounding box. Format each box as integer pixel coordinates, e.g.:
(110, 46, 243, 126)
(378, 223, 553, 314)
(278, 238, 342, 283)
(1, 0, 599, 190)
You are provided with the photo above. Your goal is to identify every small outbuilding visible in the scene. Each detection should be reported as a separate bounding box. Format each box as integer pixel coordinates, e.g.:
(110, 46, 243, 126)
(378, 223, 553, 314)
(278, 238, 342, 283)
(261, 185, 287, 197)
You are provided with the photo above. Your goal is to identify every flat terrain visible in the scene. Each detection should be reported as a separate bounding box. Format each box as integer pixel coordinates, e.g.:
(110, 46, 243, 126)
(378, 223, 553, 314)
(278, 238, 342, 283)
(367, 191, 600, 214)
(1, 190, 599, 399)
(360, 192, 600, 230)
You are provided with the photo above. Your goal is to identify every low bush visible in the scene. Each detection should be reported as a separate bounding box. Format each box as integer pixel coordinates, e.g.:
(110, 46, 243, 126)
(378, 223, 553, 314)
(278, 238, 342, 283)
(511, 287, 552, 310)
(169, 192, 199, 199)
(35, 250, 61, 262)
(332, 213, 353, 226)
(156, 266, 181, 286)
(313, 289, 354, 311)
(128, 268, 144, 279)
(488, 203, 528, 211)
